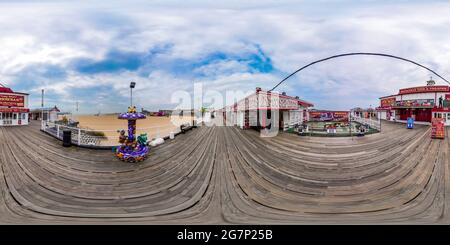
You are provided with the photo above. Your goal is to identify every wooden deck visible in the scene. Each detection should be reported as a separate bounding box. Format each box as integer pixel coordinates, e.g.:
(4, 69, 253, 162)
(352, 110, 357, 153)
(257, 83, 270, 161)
(0, 120, 449, 224)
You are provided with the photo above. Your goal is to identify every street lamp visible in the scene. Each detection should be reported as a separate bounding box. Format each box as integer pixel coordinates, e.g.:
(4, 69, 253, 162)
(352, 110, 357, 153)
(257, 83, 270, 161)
(130, 82, 136, 107)
(41, 89, 44, 122)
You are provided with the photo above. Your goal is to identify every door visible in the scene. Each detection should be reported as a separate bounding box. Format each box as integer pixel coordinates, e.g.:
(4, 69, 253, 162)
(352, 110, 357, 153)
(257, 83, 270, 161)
(3, 112, 12, 125)
(400, 109, 408, 120)
(244, 110, 249, 129)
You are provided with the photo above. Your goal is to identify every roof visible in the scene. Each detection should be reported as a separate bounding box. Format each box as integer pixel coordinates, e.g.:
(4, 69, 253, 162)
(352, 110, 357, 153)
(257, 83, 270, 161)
(218, 89, 314, 112)
(271, 91, 314, 107)
(379, 94, 397, 100)
(30, 106, 60, 112)
(297, 98, 314, 107)
(0, 87, 13, 93)
(350, 107, 375, 112)
(0, 84, 29, 95)
(311, 110, 349, 112)
(118, 112, 146, 120)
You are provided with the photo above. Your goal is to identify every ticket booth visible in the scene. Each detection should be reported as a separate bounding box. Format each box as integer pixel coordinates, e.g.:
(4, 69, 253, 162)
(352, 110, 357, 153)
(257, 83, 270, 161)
(432, 107, 450, 126)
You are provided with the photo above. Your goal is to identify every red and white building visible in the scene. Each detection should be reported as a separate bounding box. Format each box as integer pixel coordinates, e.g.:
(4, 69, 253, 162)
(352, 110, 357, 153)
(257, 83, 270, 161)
(377, 80, 450, 126)
(217, 87, 314, 130)
(0, 84, 29, 126)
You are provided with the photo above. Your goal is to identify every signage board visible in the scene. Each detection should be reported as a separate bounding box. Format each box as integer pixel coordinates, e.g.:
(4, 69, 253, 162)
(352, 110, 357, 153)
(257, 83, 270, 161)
(0, 108, 29, 113)
(395, 99, 434, 107)
(380, 97, 396, 108)
(399, 86, 449, 95)
(431, 118, 445, 139)
(443, 94, 450, 108)
(309, 111, 349, 122)
(238, 92, 301, 111)
(0, 94, 25, 107)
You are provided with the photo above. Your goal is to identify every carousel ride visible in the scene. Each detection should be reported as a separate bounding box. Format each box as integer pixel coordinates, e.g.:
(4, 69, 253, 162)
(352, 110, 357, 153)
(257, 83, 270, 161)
(115, 106, 150, 162)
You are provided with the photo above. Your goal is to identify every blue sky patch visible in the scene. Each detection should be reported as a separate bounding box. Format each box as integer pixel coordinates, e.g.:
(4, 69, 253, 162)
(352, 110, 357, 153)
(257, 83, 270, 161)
(72, 50, 144, 74)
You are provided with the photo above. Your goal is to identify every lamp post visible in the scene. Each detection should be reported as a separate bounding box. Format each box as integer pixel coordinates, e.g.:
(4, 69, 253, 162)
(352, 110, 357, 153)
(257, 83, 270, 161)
(75, 101, 79, 123)
(378, 110, 381, 132)
(350, 111, 353, 140)
(41, 89, 44, 121)
(130, 81, 136, 107)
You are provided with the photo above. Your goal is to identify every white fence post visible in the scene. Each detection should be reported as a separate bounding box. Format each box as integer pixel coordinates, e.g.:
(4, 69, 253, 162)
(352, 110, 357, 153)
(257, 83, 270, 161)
(78, 128, 81, 145)
(57, 125, 60, 138)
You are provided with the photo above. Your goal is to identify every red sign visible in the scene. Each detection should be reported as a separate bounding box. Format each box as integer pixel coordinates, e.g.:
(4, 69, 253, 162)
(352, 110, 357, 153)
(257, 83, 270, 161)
(399, 86, 449, 95)
(395, 99, 434, 107)
(0, 94, 25, 107)
(432, 107, 450, 112)
(380, 97, 396, 108)
(431, 118, 445, 139)
(445, 94, 450, 101)
(0, 108, 29, 113)
(309, 111, 349, 122)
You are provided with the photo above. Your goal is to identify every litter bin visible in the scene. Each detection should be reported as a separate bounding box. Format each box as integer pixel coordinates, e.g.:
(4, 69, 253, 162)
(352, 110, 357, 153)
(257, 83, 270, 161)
(407, 117, 414, 129)
(63, 130, 72, 147)
(180, 124, 188, 134)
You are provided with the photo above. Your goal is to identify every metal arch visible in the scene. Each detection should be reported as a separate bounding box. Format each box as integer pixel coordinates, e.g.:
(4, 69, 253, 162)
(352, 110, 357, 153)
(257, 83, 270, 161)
(269, 52, 450, 91)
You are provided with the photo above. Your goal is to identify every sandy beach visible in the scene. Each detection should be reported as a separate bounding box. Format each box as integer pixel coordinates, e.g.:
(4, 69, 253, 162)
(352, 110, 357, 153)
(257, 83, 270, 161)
(67, 114, 193, 145)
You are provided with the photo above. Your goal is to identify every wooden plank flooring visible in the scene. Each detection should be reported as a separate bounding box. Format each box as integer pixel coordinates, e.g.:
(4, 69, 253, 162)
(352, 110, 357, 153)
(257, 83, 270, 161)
(0, 120, 449, 224)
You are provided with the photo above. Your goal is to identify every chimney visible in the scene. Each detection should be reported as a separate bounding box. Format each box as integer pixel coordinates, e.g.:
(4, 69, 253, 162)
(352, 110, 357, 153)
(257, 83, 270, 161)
(282, 92, 286, 96)
(256, 87, 262, 92)
(295, 96, 299, 99)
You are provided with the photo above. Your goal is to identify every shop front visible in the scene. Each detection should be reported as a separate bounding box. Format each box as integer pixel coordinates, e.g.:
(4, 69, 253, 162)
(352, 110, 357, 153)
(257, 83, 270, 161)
(219, 88, 314, 131)
(378, 82, 450, 124)
(397, 107, 432, 122)
(0, 85, 29, 126)
(0, 108, 29, 126)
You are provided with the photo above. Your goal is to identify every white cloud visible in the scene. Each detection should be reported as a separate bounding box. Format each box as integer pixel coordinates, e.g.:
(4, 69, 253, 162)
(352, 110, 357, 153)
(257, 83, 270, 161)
(1, 0, 450, 112)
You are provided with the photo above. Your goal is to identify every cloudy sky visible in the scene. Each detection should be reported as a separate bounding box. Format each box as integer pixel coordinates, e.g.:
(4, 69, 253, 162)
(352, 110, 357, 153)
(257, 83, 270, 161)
(1, 0, 450, 113)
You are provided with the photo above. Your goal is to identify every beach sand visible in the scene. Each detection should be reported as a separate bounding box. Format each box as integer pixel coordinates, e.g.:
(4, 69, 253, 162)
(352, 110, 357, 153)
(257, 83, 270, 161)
(68, 114, 193, 145)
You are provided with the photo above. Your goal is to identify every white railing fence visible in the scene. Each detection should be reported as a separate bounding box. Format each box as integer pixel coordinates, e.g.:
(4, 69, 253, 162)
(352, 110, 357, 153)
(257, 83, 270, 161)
(351, 116, 381, 131)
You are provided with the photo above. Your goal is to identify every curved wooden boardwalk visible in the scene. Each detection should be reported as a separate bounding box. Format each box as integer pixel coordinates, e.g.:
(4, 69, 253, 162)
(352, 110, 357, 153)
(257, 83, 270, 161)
(0, 120, 449, 224)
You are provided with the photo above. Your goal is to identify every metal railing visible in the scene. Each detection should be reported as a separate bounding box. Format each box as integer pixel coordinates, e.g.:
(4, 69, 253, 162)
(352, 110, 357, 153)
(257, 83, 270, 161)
(352, 116, 381, 131)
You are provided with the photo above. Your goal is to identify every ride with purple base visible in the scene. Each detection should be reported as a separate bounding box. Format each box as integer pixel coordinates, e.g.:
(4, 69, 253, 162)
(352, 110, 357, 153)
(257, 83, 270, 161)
(115, 106, 150, 162)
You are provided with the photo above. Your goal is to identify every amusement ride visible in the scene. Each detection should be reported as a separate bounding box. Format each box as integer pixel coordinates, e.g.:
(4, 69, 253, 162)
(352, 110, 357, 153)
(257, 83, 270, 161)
(114, 82, 150, 162)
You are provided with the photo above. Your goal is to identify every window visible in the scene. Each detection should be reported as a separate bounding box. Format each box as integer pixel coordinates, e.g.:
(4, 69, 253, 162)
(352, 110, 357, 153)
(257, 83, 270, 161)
(13, 113, 17, 120)
(447, 113, 450, 120)
(22, 113, 26, 120)
(0, 113, 2, 120)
